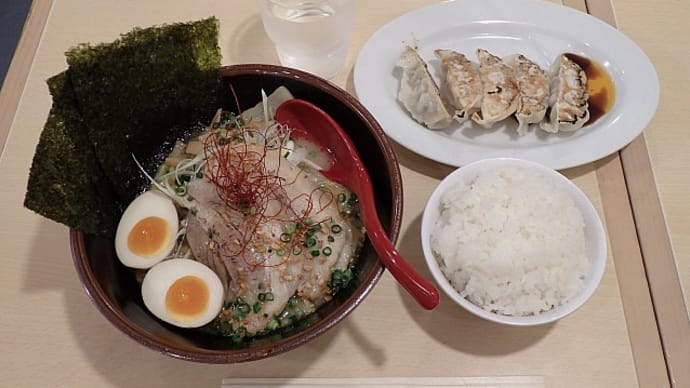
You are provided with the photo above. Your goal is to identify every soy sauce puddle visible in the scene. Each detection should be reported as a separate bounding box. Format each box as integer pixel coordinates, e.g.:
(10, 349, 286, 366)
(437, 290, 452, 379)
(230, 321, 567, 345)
(565, 53, 616, 126)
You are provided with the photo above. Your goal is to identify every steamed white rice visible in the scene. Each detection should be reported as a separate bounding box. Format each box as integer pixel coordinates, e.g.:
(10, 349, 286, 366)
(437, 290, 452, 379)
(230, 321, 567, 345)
(430, 165, 589, 316)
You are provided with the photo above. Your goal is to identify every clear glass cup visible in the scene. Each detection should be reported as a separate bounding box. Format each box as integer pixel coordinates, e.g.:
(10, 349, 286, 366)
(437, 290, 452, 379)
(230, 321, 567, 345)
(258, 0, 355, 79)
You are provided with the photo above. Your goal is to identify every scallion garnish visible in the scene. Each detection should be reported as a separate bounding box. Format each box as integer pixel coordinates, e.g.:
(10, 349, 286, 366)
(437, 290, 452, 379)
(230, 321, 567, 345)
(237, 303, 250, 314)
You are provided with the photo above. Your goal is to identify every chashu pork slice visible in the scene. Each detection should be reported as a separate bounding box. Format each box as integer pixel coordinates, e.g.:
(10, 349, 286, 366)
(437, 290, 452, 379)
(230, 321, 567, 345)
(185, 144, 363, 334)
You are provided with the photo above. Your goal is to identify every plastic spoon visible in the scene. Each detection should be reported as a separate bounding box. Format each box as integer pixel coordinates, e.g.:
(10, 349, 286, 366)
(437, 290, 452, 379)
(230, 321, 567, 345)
(275, 99, 440, 310)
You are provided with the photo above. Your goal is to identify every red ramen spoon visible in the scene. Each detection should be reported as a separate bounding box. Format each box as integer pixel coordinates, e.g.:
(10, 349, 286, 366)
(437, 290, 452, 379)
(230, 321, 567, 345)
(275, 99, 440, 310)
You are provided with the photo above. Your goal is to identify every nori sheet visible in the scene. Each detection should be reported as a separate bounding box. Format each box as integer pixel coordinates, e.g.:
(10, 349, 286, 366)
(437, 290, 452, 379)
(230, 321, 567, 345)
(66, 17, 221, 204)
(24, 71, 120, 236)
(24, 17, 222, 237)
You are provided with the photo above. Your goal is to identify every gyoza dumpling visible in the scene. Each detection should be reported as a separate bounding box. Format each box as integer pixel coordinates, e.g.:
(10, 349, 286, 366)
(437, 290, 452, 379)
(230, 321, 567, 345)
(434, 49, 482, 123)
(506, 54, 549, 136)
(471, 49, 519, 128)
(397, 46, 453, 129)
(540, 54, 590, 133)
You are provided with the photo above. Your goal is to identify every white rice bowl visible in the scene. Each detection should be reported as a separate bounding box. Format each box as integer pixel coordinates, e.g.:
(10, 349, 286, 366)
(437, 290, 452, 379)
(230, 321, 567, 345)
(421, 158, 607, 325)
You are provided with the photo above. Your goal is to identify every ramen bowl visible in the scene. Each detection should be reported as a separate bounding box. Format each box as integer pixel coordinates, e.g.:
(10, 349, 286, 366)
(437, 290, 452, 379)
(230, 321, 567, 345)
(70, 64, 403, 363)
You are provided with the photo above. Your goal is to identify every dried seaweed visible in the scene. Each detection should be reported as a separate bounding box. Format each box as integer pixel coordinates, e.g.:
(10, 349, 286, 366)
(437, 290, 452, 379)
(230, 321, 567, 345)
(24, 72, 120, 236)
(66, 17, 221, 203)
(24, 17, 222, 236)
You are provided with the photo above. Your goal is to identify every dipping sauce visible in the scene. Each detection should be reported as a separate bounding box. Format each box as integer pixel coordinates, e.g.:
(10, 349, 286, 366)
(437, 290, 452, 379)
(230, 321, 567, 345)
(565, 53, 616, 125)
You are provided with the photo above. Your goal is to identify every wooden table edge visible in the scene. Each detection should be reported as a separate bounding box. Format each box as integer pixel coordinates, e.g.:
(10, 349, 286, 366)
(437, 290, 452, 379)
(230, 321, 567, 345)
(0, 0, 53, 155)
(621, 136, 690, 387)
(0, 0, 684, 387)
(580, 0, 690, 386)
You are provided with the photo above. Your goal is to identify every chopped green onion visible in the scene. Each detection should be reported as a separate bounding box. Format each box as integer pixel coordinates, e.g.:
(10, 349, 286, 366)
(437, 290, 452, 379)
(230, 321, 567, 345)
(174, 186, 187, 196)
(196, 171, 203, 178)
(327, 235, 335, 243)
(266, 318, 280, 331)
(237, 303, 250, 314)
(322, 247, 332, 256)
(292, 246, 303, 255)
(280, 232, 292, 242)
(331, 224, 342, 234)
(337, 193, 347, 203)
(348, 195, 358, 204)
(264, 292, 274, 301)
(305, 237, 317, 247)
(329, 268, 354, 295)
(311, 249, 320, 257)
(253, 301, 263, 314)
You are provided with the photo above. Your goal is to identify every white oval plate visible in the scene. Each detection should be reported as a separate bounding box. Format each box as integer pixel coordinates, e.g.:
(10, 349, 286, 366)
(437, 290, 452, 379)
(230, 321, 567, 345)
(353, 0, 659, 169)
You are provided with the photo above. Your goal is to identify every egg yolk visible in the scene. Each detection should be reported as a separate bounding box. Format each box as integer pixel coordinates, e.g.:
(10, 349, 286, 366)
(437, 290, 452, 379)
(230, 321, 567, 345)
(165, 276, 209, 318)
(127, 216, 170, 257)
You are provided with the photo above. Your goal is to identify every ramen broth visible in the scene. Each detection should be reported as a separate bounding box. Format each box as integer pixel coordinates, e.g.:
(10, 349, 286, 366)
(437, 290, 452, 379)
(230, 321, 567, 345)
(143, 101, 365, 338)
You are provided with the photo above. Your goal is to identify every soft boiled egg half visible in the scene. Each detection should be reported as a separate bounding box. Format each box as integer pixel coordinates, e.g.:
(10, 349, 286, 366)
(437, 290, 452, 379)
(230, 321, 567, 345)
(115, 190, 178, 269)
(142, 259, 225, 328)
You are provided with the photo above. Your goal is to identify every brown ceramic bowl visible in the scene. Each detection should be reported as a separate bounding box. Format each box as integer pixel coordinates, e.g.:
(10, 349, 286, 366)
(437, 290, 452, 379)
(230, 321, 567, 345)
(70, 64, 403, 363)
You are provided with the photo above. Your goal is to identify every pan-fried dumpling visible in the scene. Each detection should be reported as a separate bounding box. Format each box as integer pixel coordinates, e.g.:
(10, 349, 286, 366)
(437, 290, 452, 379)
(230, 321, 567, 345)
(471, 49, 519, 128)
(434, 49, 482, 123)
(506, 54, 549, 136)
(397, 46, 453, 129)
(540, 54, 590, 133)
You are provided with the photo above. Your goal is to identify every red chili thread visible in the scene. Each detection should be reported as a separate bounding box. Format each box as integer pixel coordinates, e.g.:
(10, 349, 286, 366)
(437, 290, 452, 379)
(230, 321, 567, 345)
(200, 116, 339, 268)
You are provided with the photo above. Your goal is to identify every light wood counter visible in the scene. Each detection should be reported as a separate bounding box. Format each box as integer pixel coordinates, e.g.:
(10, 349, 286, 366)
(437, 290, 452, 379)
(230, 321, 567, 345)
(608, 1, 690, 384)
(0, 0, 686, 387)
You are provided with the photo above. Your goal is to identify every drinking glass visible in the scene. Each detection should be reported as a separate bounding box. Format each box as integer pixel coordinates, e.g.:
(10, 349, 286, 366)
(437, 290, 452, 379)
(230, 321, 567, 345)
(259, 0, 355, 79)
